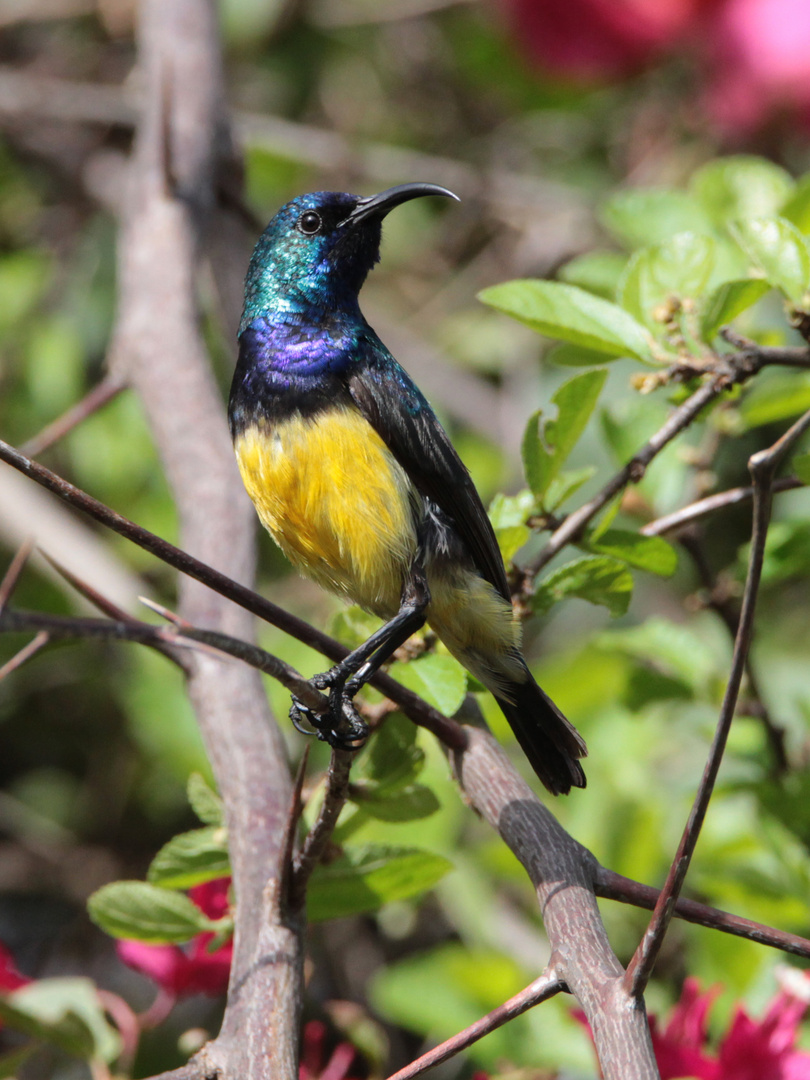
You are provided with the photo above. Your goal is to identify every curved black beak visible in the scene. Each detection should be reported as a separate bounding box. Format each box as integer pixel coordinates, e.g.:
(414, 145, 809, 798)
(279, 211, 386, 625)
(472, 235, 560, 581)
(340, 183, 459, 227)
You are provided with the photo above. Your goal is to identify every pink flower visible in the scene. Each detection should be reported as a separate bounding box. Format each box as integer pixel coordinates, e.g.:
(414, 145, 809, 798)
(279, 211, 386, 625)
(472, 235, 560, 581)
(0, 941, 32, 1032)
(649, 978, 721, 1079)
(117, 878, 233, 999)
(500, 0, 810, 134)
(299, 1020, 362, 1080)
(652, 974, 810, 1080)
(502, 0, 714, 82)
(0, 941, 30, 992)
(577, 973, 810, 1078)
(703, 0, 810, 133)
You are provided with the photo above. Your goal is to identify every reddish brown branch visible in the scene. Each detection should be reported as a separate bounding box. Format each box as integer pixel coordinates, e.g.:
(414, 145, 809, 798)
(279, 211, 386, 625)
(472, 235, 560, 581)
(385, 970, 565, 1080)
(290, 750, 355, 908)
(0, 437, 466, 750)
(598, 869, 810, 959)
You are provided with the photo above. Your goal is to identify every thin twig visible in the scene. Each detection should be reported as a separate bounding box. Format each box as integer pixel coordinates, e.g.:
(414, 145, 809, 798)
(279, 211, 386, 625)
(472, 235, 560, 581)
(0, 437, 466, 749)
(0, 538, 34, 611)
(526, 347, 809, 582)
(41, 552, 170, 641)
(0, 605, 329, 712)
(20, 376, 124, 458)
(4, 601, 809, 960)
(276, 747, 310, 924)
(624, 406, 810, 998)
(384, 970, 566, 1080)
(0, 629, 49, 681)
(290, 749, 355, 907)
(641, 477, 803, 536)
(526, 368, 737, 581)
(597, 868, 810, 959)
(678, 530, 788, 774)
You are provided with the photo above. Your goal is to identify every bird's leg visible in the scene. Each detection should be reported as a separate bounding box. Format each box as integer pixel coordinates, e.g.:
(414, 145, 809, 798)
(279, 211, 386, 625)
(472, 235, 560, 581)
(290, 564, 430, 749)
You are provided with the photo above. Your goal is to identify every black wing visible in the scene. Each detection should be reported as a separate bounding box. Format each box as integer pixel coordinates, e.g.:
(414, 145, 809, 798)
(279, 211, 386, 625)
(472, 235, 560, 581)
(347, 335, 510, 601)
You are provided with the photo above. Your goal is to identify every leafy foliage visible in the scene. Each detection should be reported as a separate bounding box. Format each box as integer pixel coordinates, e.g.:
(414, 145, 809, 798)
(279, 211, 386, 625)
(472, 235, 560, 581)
(1, 3, 810, 1075)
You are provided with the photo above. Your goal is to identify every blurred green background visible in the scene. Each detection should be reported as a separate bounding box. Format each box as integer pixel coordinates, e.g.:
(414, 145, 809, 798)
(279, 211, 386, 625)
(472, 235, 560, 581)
(1, 1, 810, 1076)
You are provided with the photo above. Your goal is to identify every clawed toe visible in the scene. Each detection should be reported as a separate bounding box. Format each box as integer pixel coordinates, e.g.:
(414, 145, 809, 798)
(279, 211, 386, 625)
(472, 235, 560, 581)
(289, 685, 368, 751)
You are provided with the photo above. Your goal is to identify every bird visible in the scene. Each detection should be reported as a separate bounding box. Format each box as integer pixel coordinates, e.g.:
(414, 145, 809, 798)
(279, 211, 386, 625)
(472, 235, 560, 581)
(228, 182, 587, 795)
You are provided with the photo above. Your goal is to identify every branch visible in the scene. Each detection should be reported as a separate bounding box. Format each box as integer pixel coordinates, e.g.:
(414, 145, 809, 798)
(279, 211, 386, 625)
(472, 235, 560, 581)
(0, 437, 466, 750)
(597, 869, 810, 959)
(290, 750, 354, 907)
(385, 970, 565, 1080)
(623, 406, 810, 997)
(102, 2, 300, 1075)
(677, 530, 788, 774)
(451, 728, 658, 1080)
(6, 573, 810, 960)
(641, 477, 803, 537)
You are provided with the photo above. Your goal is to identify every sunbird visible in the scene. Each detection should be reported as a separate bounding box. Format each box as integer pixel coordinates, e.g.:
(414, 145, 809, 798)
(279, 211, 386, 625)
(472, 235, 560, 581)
(228, 183, 587, 794)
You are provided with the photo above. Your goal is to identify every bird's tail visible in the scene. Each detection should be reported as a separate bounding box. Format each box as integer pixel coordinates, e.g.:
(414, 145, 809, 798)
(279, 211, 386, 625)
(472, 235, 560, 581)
(495, 675, 587, 795)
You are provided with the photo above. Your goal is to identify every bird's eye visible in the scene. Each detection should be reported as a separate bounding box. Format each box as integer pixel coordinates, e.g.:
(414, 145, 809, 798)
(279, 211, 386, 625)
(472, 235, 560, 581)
(298, 210, 323, 235)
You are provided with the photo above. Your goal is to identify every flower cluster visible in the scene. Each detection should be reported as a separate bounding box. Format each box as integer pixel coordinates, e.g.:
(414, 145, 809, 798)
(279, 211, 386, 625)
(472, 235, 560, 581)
(298, 1020, 363, 1080)
(503, 0, 810, 135)
(116, 878, 233, 1000)
(0, 941, 30, 993)
(651, 974, 810, 1080)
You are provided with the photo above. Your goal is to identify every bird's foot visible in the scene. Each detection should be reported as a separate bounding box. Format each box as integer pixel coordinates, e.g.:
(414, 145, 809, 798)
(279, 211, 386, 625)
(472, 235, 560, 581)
(289, 674, 369, 751)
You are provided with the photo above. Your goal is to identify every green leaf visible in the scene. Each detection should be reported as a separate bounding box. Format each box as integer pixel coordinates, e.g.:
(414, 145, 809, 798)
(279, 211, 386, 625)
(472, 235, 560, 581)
(600, 188, 712, 248)
(558, 250, 628, 298)
(544, 465, 597, 511)
(307, 845, 452, 921)
(758, 521, 810, 586)
(521, 369, 607, 500)
(187, 772, 224, 826)
(350, 783, 441, 822)
(488, 489, 537, 529)
(546, 342, 621, 366)
(0, 978, 121, 1063)
(729, 217, 810, 302)
(87, 880, 214, 943)
(700, 278, 771, 341)
(329, 606, 383, 650)
(597, 617, 717, 691)
(588, 529, 678, 576)
(495, 524, 530, 562)
(534, 556, 633, 616)
(489, 490, 536, 560)
(794, 452, 810, 483)
(590, 494, 621, 543)
(690, 156, 795, 224)
(625, 666, 693, 711)
(0, 251, 52, 333)
(147, 826, 231, 890)
(360, 713, 424, 789)
(618, 232, 716, 329)
(780, 173, 810, 233)
(740, 372, 810, 427)
(478, 280, 653, 361)
(389, 654, 467, 717)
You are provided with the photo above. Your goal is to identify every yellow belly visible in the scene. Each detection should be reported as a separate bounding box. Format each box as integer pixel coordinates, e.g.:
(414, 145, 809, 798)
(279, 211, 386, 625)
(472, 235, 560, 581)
(235, 404, 523, 698)
(234, 406, 417, 615)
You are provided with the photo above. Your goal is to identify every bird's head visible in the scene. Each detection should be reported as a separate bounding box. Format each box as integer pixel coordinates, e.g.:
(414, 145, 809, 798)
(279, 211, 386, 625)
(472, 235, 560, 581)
(240, 183, 458, 331)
